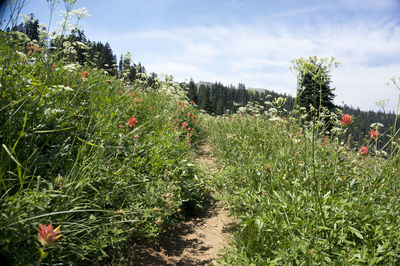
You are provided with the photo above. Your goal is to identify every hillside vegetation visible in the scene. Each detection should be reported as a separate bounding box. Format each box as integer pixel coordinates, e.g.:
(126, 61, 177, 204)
(0, 30, 207, 264)
(1, 2, 400, 265)
(204, 104, 400, 264)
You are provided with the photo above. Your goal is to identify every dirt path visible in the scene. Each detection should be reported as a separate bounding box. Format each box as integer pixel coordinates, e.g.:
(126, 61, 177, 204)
(127, 143, 232, 265)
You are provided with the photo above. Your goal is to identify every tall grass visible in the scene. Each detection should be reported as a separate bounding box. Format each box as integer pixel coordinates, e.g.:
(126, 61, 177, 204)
(0, 28, 206, 264)
(205, 97, 400, 264)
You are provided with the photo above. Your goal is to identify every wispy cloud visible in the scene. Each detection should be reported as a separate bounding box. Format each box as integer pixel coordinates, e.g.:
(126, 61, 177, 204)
(95, 2, 400, 112)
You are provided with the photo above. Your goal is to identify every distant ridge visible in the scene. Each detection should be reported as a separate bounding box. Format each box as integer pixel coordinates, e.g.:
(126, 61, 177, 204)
(247, 87, 268, 93)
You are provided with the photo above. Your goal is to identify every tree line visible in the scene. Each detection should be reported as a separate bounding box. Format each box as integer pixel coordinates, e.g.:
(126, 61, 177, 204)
(185, 80, 295, 115)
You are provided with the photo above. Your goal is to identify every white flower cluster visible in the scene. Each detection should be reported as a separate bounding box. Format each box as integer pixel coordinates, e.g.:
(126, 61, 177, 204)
(375, 150, 387, 157)
(73, 41, 89, 50)
(44, 108, 64, 115)
(16, 51, 27, 60)
(62, 41, 77, 56)
(370, 122, 384, 129)
(50, 85, 74, 92)
(19, 14, 35, 24)
(71, 7, 91, 19)
(37, 24, 48, 42)
(158, 83, 187, 100)
(63, 63, 78, 72)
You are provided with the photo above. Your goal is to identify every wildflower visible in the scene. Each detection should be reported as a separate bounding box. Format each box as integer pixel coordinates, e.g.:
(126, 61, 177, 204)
(370, 122, 384, 129)
(33, 44, 39, 52)
(28, 50, 33, 55)
(127, 117, 138, 128)
(181, 122, 187, 129)
(253, 114, 257, 117)
(118, 124, 123, 128)
(134, 134, 140, 139)
(340, 114, 352, 127)
(150, 106, 154, 110)
(228, 117, 232, 121)
(36, 223, 61, 247)
(360, 146, 368, 155)
(190, 100, 195, 104)
(131, 92, 136, 97)
(368, 129, 379, 139)
(81, 70, 89, 79)
(51, 64, 56, 70)
(136, 98, 140, 104)
(118, 90, 122, 95)
(321, 136, 328, 147)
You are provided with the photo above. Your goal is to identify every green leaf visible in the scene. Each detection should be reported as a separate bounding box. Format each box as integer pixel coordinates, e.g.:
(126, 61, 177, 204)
(33, 127, 72, 133)
(350, 226, 364, 239)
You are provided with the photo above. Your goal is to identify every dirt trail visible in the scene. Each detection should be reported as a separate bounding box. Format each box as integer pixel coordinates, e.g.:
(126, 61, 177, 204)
(127, 143, 232, 265)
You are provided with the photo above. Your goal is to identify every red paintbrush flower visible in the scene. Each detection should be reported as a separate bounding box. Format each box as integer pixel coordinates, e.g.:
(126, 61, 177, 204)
(340, 114, 352, 127)
(127, 117, 138, 128)
(37, 223, 61, 247)
(81, 70, 89, 79)
(368, 129, 379, 139)
(360, 146, 368, 155)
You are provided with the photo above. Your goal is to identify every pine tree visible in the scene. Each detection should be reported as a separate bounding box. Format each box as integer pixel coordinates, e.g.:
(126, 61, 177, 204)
(293, 57, 338, 115)
(187, 79, 198, 104)
(202, 87, 215, 114)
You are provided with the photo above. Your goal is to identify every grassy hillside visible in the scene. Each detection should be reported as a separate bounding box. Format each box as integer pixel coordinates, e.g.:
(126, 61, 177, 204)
(204, 103, 400, 264)
(0, 31, 207, 264)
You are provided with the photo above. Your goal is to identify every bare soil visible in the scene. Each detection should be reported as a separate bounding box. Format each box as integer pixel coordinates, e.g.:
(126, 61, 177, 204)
(126, 143, 232, 265)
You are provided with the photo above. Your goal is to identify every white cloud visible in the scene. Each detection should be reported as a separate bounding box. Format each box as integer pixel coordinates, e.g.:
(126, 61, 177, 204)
(100, 18, 400, 112)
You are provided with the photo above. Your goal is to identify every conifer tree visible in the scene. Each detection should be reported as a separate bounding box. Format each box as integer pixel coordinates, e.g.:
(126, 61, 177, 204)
(202, 87, 215, 114)
(293, 57, 338, 115)
(187, 79, 198, 104)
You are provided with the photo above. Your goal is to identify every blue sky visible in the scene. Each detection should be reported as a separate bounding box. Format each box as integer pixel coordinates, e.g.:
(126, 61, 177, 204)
(16, 0, 400, 112)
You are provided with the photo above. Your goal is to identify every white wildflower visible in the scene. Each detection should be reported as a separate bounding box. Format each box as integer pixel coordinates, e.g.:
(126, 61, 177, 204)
(268, 108, 277, 114)
(370, 122, 384, 129)
(16, 51, 27, 60)
(73, 41, 89, 50)
(50, 85, 74, 92)
(63, 63, 78, 72)
(376, 150, 387, 156)
(71, 7, 91, 19)
(44, 108, 64, 115)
